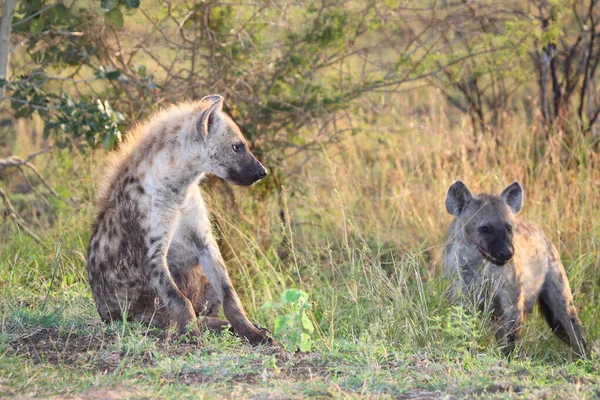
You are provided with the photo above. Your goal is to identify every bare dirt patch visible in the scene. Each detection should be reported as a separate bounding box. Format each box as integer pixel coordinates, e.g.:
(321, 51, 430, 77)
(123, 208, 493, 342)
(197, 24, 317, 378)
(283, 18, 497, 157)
(164, 347, 332, 387)
(6, 327, 334, 388)
(6, 327, 120, 373)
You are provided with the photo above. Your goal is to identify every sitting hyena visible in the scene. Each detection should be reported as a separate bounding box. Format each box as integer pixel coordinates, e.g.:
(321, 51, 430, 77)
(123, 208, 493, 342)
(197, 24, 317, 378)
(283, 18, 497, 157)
(86, 95, 271, 345)
(442, 180, 588, 357)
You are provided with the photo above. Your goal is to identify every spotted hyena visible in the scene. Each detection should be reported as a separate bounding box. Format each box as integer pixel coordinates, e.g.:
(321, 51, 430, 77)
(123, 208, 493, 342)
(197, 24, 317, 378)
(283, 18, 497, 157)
(442, 180, 588, 357)
(86, 95, 271, 345)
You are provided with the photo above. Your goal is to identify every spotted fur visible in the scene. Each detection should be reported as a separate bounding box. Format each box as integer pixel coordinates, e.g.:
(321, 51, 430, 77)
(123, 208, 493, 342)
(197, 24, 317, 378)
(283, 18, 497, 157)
(443, 180, 589, 357)
(86, 95, 271, 345)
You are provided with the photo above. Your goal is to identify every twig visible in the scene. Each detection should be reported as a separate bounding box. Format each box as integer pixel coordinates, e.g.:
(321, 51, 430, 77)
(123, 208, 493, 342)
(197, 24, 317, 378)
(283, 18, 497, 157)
(11, 1, 60, 28)
(0, 187, 42, 244)
(0, 96, 54, 110)
(0, 149, 60, 199)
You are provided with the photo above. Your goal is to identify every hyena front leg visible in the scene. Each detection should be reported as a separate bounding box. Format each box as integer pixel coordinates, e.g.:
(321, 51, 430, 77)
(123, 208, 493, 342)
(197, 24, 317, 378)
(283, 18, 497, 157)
(538, 271, 589, 357)
(147, 214, 200, 337)
(178, 188, 271, 346)
(494, 294, 524, 356)
(150, 258, 200, 337)
(195, 235, 271, 345)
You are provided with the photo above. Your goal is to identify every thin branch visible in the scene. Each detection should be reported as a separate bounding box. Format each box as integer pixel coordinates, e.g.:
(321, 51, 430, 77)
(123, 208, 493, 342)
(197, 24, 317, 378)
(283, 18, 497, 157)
(0, 149, 61, 199)
(11, 1, 60, 28)
(0, 96, 54, 110)
(0, 187, 42, 244)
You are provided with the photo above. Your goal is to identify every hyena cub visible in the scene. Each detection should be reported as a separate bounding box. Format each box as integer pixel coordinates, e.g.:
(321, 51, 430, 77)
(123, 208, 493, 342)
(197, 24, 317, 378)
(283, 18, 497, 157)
(86, 95, 271, 345)
(443, 180, 588, 357)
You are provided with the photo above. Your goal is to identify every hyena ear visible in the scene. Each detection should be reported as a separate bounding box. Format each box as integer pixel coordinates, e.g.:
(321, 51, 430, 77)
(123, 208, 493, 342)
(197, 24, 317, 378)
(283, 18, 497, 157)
(445, 180, 473, 216)
(196, 94, 224, 137)
(500, 181, 523, 214)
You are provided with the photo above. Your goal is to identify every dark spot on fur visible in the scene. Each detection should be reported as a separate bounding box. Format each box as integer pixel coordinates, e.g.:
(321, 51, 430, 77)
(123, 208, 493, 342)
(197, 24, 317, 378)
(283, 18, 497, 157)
(149, 248, 162, 261)
(136, 185, 145, 195)
(117, 191, 130, 203)
(155, 140, 166, 153)
(167, 288, 178, 299)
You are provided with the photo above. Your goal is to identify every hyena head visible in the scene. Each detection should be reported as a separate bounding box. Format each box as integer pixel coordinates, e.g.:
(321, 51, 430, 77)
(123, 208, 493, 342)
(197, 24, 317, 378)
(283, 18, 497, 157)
(196, 94, 267, 186)
(445, 180, 524, 266)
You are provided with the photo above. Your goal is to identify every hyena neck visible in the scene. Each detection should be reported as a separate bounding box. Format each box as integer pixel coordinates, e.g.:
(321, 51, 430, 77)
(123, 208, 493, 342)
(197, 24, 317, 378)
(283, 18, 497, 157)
(132, 115, 210, 195)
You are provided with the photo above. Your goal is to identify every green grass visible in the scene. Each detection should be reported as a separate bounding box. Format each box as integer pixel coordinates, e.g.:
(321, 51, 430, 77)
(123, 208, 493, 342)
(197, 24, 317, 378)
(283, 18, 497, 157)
(2, 96, 600, 398)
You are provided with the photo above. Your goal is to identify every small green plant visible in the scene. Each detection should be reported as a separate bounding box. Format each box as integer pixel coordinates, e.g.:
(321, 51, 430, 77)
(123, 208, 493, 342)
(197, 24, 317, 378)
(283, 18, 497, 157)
(429, 305, 484, 356)
(261, 289, 315, 352)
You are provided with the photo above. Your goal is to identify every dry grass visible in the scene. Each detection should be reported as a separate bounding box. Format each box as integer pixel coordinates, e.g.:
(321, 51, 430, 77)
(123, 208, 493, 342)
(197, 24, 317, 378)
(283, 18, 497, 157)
(1, 90, 599, 397)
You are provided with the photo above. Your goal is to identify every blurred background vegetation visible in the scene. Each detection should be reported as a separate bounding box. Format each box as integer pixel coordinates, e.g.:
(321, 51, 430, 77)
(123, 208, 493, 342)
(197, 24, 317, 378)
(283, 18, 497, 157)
(1, 0, 600, 363)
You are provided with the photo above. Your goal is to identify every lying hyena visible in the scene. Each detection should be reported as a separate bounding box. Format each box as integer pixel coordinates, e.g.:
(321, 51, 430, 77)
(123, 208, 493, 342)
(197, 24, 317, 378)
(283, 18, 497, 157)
(86, 95, 271, 345)
(443, 180, 588, 357)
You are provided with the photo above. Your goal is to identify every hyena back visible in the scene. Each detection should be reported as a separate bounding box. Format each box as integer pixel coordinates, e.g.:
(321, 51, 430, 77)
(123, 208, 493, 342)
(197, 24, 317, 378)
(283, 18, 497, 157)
(86, 95, 270, 345)
(442, 180, 588, 357)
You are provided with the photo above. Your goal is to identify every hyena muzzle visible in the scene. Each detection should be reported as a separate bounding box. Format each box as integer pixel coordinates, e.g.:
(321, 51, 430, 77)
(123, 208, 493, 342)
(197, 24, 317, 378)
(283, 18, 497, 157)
(442, 180, 589, 357)
(86, 95, 271, 345)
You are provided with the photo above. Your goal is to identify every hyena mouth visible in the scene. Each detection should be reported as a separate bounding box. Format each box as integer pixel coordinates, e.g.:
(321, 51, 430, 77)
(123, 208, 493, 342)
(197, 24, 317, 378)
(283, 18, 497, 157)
(477, 246, 511, 266)
(226, 166, 266, 186)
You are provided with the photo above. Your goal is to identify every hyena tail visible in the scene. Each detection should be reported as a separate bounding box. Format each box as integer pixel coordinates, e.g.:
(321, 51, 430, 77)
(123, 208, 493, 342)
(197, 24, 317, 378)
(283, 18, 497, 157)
(537, 287, 589, 358)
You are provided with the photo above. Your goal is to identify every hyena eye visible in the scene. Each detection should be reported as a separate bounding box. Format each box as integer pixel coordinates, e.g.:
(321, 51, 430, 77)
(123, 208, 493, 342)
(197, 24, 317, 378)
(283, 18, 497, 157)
(478, 226, 491, 234)
(507, 225, 513, 233)
(232, 143, 241, 153)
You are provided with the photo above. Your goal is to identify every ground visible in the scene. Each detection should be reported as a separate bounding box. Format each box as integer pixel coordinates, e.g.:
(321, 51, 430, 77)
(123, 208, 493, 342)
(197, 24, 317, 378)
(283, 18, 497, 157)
(2, 98, 600, 399)
(1, 294, 599, 399)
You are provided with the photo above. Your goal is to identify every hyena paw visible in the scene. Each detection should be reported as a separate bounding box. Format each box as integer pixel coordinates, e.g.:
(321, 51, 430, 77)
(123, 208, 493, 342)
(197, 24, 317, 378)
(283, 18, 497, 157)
(176, 304, 202, 339)
(177, 321, 202, 342)
(240, 326, 274, 346)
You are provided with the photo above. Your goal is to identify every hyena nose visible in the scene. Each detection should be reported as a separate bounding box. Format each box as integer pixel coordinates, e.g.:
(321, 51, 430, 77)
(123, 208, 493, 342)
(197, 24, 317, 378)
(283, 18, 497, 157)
(258, 164, 267, 178)
(499, 249, 513, 262)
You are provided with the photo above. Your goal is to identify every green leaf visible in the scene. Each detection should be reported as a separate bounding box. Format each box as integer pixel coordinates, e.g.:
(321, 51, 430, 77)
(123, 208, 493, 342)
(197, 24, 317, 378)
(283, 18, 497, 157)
(273, 315, 289, 336)
(101, 0, 118, 10)
(52, 4, 72, 23)
(105, 69, 121, 80)
(10, 99, 23, 110)
(299, 332, 312, 352)
(103, 131, 117, 149)
(30, 19, 44, 35)
(105, 8, 124, 28)
(301, 312, 314, 333)
(43, 122, 55, 138)
(124, 0, 140, 8)
(14, 106, 34, 118)
(282, 288, 302, 304)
